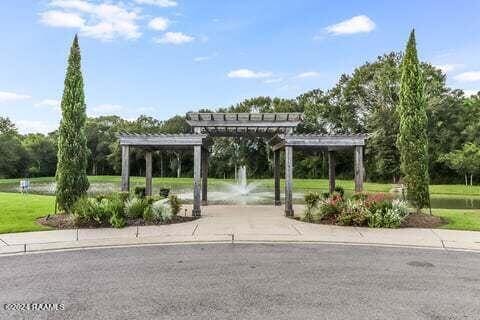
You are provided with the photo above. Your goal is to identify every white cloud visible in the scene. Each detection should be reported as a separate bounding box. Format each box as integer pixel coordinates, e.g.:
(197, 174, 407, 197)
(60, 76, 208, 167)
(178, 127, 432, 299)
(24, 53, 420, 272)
(89, 104, 123, 116)
(50, 0, 94, 12)
(463, 89, 479, 96)
(227, 69, 272, 79)
(325, 15, 375, 35)
(35, 99, 61, 112)
(148, 17, 169, 31)
(454, 71, 480, 82)
(295, 71, 320, 78)
(16, 120, 58, 134)
(434, 64, 462, 73)
(134, 0, 178, 7)
(40, 1, 141, 41)
(154, 32, 194, 44)
(39, 10, 85, 28)
(0, 91, 31, 103)
(194, 52, 217, 62)
(264, 77, 283, 84)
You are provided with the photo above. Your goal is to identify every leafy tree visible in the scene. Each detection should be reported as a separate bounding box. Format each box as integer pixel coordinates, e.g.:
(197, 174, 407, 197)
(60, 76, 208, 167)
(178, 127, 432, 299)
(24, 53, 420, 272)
(0, 117, 17, 135)
(56, 35, 89, 212)
(397, 30, 430, 210)
(462, 94, 480, 145)
(22, 134, 57, 177)
(440, 143, 480, 185)
(0, 117, 28, 178)
(85, 116, 123, 175)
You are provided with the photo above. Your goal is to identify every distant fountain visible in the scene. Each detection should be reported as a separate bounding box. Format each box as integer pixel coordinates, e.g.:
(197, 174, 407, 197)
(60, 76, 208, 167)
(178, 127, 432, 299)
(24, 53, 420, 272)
(231, 165, 255, 196)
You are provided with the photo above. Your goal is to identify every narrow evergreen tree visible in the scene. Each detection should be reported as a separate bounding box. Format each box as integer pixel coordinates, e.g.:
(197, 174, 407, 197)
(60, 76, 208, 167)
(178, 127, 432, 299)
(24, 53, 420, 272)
(56, 35, 89, 212)
(397, 30, 430, 211)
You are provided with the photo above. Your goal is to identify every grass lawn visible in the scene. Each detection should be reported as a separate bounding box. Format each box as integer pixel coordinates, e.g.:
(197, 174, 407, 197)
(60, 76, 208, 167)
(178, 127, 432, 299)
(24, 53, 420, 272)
(1, 176, 480, 234)
(0, 192, 54, 234)
(433, 209, 480, 231)
(1, 176, 479, 196)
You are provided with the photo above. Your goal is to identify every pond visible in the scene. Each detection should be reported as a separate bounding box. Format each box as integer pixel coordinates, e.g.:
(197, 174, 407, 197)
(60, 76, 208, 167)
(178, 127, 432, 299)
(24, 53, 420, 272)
(1, 181, 479, 210)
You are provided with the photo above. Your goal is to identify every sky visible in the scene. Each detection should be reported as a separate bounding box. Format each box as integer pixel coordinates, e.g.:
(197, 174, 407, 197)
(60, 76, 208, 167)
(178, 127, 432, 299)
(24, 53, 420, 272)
(1, 0, 480, 134)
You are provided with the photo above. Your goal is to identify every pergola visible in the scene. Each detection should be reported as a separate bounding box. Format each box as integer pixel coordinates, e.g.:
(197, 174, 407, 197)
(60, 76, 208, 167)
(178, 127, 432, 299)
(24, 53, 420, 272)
(270, 133, 366, 216)
(119, 112, 366, 217)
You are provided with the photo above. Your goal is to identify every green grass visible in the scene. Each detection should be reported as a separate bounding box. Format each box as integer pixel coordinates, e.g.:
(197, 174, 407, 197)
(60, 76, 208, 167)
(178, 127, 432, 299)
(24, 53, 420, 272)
(1, 176, 480, 234)
(1, 176, 479, 196)
(429, 184, 480, 196)
(0, 192, 54, 234)
(433, 209, 480, 231)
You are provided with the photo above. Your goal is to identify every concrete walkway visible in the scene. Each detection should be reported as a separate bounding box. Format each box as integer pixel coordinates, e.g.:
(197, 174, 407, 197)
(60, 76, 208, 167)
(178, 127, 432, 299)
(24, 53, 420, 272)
(1, 205, 480, 254)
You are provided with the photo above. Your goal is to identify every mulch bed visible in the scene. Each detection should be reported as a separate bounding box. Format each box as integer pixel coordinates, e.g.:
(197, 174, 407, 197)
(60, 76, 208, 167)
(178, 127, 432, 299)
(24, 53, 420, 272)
(401, 213, 446, 229)
(292, 213, 447, 229)
(37, 214, 198, 230)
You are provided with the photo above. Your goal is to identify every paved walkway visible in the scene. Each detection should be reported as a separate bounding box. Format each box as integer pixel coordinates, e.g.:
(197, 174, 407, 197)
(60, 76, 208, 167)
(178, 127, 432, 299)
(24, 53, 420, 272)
(1, 205, 480, 254)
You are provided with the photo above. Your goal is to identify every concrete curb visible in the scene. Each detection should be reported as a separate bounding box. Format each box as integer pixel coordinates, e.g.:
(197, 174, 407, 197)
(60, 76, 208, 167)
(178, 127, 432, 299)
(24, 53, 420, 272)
(2, 205, 480, 256)
(1, 237, 480, 257)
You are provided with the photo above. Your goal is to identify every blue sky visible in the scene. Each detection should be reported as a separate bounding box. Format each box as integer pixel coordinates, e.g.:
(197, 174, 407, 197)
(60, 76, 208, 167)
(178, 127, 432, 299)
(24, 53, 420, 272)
(1, 0, 480, 134)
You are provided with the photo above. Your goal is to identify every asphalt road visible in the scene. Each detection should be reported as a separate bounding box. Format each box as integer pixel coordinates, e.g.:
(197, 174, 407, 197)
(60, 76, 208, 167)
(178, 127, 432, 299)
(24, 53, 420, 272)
(0, 244, 479, 320)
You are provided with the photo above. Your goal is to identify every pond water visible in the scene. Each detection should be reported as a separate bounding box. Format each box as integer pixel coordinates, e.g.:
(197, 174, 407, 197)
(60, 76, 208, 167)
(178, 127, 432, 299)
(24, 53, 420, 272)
(1, 181, 479, 209)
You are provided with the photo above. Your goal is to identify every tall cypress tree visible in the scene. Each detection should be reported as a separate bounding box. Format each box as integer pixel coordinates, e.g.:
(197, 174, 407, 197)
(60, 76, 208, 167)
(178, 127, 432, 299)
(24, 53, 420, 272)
(56, 35, 89, 212)
(397, 30, 430, 211)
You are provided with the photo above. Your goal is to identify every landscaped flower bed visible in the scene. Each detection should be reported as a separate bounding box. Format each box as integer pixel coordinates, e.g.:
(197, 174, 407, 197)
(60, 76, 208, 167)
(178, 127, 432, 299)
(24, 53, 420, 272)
(38, 192, 197, 229)
(300, 189, 443, 228)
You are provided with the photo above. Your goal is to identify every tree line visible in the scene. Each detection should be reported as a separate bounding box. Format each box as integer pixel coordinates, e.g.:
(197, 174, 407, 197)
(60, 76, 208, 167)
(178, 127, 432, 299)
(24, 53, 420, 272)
(1, 52, 479, 185)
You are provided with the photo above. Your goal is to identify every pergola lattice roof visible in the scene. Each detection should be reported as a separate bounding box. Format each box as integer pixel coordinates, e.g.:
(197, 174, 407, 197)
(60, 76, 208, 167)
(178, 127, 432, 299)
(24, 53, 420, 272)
(119, 133, 207, 149)
(117, 112, 366, 217)
(271, 133, 366, 151)
(186, 112, 302, 136)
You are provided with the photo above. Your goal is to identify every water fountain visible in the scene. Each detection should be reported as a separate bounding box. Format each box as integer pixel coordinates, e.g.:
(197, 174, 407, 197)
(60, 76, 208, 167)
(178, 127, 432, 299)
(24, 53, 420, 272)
(231, 165, 256, 196)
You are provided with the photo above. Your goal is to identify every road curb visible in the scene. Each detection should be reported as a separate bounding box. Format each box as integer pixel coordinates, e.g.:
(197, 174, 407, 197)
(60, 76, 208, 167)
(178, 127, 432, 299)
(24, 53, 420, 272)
(2, 238, 480, 257)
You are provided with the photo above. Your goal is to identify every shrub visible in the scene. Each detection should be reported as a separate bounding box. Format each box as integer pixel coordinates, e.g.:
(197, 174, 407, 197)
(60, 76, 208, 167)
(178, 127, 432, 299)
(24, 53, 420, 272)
(333, 186, 345, 198)
(168, 195, 181, 216)
(367, 199, 409, 228)
(72, 197, 109, 226)
(118, 191, 130, 202)
(316, 193, 343, 220)
(352, 192, 368, 201)
(151, 199, 172, 222)
(303, 192, 321, 222)
(364, 193, 393, 209)
(143, 205, 155, 223)
(109, 211, 126, 228)
(145, 195, 162, 205)
(100, 195, 124, 216)
(301, 190, 410, 229)
(97, 195, 126, 228)
(337, 199, 368, 226)
(134, 186, 146, 198)
(159, 188, 170, 198)
(125, 197, 147, 219)
(304, 192, 321, 209)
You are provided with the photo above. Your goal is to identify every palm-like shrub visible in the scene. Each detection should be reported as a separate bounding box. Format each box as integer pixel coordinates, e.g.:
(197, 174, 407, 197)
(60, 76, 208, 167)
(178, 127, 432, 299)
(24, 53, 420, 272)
(168, 195, 181, 216)
(125, 197, 147, 219)
(151, 199, 173, 222)
(337, 199, 368, 226)
(367, 199, 409, 228)
(303, 192, 321, 222)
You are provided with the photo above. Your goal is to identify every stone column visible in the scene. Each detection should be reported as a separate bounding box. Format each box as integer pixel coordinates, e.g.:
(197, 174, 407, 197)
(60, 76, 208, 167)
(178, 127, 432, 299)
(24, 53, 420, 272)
(145, 151, 152, 197)
(274, 149, 281, 206)
(201, 148, 208, 206)
(284, 146, 294, 216)
(354, 145, 364, 192)
(193, 145, 202, 216)
(121, 145, 130, 192)
(328, 150, 335, 194)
